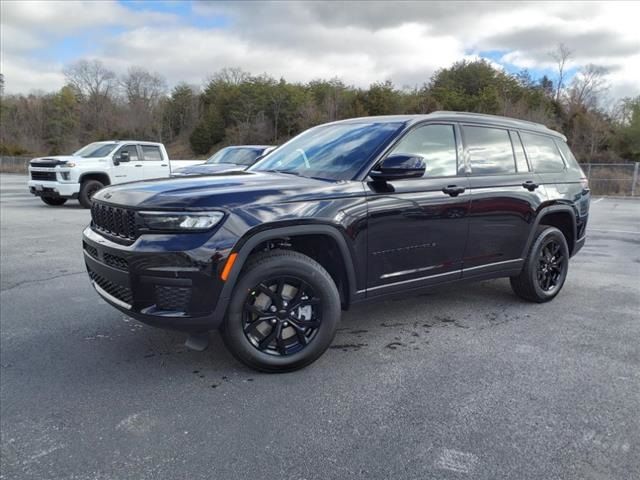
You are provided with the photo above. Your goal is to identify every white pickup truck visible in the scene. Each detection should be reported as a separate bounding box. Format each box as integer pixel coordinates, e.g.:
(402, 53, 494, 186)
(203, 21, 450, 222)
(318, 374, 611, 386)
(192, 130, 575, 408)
(28, 141, 201, 207)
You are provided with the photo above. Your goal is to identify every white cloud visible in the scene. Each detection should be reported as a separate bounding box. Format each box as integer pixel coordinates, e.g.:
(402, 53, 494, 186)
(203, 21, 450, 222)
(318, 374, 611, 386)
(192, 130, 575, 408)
(1, 1, 638, 99)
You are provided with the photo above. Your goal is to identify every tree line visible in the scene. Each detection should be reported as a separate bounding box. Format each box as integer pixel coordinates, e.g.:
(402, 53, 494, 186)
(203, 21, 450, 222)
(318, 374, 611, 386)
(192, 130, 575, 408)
(1, 52, 638, 163)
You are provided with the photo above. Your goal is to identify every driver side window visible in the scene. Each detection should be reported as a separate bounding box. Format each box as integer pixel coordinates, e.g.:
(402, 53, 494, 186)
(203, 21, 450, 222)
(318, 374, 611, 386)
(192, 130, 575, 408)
(389, 124, 458, 177)
(115, 145, 139, 162)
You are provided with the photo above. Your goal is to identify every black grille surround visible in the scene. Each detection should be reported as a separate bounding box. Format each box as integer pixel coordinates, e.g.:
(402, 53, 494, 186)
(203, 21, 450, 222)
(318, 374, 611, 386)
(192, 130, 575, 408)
(88, 268, 133, 305)
(91, 202, 137, 242)
(31, 171, 57, 181)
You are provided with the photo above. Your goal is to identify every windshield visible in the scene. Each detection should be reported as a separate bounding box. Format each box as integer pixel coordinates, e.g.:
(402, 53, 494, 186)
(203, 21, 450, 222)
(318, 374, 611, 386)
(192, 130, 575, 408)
(73, 142, 118, 158)
(250, 122, 404, 180)
(206, 147, 264, 166)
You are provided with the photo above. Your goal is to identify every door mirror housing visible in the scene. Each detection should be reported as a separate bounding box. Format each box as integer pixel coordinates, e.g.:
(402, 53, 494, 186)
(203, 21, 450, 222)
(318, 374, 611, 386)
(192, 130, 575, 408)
(369, 154, 425, 181)
(114, 150, 130, 165)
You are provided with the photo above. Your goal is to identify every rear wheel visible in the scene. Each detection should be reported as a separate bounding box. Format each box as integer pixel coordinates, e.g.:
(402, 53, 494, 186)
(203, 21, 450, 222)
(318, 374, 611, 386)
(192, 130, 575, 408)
(510, 226, 569, 303)
(79, 180, 104, 208)
(221, 249, 341, 372)
(40, 197, 67, 206)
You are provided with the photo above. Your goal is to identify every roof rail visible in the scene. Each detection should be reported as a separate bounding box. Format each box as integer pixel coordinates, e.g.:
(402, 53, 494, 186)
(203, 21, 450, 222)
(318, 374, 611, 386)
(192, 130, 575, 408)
(431, 111, 553, 131)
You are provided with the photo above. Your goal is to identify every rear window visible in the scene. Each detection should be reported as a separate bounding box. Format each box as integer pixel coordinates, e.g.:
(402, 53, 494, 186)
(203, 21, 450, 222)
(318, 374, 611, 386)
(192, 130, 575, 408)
(520, 132, 565, 173)
(555, 140, 581, 169)
(463, 125, 516, 175)
(141, 145, 163, 161)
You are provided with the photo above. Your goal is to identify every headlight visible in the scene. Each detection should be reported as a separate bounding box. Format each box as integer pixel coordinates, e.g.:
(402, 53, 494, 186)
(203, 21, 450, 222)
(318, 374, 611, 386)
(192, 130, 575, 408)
(64, 162, 76, 168)
(139, 211, 224, 231)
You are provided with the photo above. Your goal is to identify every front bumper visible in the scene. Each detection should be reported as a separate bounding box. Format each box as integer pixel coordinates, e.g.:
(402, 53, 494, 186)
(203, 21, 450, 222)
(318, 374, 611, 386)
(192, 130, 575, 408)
(28, 180, 80, 198)
(82, 227, 230, 331)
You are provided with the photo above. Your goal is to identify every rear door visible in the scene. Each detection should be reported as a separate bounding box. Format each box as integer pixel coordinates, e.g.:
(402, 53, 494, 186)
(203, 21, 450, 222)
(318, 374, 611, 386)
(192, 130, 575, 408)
(462, 125, 546, 275)
(111, 144, 144, 183)
(365, 123, 471, 295)
(140, 144, 169, 180)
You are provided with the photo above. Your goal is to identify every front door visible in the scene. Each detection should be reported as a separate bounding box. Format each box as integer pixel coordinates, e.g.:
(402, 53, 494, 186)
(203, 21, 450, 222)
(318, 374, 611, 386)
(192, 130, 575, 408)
(111, 144, 143, 183)
(365, 123, 470, 296)
(461, 125, 546, 274)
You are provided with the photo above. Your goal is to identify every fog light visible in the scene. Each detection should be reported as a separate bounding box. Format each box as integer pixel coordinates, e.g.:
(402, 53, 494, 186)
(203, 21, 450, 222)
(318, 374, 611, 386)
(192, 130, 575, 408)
(61, 172, 70, 180)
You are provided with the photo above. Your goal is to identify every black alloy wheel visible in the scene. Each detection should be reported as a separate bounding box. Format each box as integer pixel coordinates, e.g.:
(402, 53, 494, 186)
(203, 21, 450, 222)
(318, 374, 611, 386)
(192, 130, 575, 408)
(536, 238, 565, 293)
(510, 226, 570, 303)
(222, 249, 341, 372)
(243, 277, 321, 356)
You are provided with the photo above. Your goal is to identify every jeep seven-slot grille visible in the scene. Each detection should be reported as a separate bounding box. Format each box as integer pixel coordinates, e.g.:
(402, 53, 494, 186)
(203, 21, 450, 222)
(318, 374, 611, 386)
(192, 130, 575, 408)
(88, 269, 133, 305)
(91, 202, 137, 241)
(31, 171, 57, 181)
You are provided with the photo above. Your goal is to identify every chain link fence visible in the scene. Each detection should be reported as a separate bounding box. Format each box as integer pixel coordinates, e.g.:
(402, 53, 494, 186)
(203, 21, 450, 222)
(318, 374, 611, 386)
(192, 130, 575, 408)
(581, 163, 640, 196)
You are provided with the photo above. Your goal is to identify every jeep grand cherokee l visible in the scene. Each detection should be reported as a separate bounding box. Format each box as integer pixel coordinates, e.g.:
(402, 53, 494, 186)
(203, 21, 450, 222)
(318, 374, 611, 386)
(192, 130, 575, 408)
(82, 112, 590, 372)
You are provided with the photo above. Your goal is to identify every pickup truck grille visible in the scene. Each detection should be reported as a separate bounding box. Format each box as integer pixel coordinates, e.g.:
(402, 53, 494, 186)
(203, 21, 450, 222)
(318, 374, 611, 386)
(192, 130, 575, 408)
(91, 202, 137, 241)
(31, 171, 57, 181)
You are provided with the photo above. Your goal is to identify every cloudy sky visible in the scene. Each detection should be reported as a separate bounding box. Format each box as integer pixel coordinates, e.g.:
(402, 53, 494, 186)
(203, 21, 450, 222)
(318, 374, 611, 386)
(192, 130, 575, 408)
(2, 0, 639, 99)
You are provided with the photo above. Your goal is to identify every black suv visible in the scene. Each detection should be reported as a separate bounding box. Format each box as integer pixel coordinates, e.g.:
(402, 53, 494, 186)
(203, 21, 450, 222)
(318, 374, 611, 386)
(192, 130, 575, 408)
(82, 112, 590, 372)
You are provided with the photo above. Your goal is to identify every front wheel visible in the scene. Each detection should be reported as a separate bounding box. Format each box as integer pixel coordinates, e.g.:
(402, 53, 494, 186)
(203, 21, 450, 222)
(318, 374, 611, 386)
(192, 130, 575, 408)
(79, 180, 104, 208)
(510, 226, 570, 303)
(221, 249, 341, 372)
(40, 197, 67, 206)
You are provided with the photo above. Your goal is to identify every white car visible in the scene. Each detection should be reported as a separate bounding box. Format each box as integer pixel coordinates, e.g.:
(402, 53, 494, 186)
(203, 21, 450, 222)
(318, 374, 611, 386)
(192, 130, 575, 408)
(27, 141, 200, 208)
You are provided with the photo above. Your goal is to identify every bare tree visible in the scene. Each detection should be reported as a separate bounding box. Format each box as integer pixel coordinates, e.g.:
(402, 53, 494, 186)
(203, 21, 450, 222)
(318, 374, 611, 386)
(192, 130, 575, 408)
(549, 43, 572, 102)
(63, 59, 116, 100)
(63, 60, 117, 133)
(121, 67, 167, 107)
(568, 64, 609, 110)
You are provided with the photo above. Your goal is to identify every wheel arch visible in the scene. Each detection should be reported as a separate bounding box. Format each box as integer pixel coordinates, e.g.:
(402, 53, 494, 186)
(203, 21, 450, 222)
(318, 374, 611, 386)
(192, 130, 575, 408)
(212, 224, 360, 327)
(523, 205, 577, 257)
(79, 172, 111, 186)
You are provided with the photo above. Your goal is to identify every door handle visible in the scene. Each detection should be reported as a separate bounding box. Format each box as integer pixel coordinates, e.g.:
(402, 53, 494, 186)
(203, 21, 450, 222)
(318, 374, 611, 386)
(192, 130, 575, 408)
(442, 185, 466, 197)
(522, 180, 539, 191)
(134, 164, 143, 167)
(161, 164, 168, 167)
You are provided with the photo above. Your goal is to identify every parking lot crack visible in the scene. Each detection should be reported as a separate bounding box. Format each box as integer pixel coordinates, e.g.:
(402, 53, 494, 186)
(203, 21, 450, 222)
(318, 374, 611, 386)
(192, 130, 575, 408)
(1, 271, 85, 292)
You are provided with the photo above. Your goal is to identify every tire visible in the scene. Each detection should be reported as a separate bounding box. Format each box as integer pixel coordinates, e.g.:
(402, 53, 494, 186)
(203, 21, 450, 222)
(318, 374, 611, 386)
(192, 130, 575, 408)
(40, 197, 67, 206)
(510, 226, 570, 303)
(221, 249, 341, 373)
(78, 180, 104, 208)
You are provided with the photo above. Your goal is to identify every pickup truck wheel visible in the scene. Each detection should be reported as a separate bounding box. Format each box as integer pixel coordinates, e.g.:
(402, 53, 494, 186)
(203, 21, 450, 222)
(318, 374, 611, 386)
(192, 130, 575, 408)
(510, 226, 569, 303)
(222, 249, 341, 373)
(79, 180, 104, 208)
(40, 197, 67, 206)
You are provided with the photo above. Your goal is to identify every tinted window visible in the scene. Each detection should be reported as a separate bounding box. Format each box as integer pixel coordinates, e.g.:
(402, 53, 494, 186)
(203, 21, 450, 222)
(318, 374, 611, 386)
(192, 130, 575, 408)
(75, 142, 118, 158)
(520, 132, 565, 173)
(463, 126, 515, 175)
(389, 124, 457, 177)
(115, 145, 139, 161)
(252, 122, 404, 181)
(509, 131, 529, 173)
(207, 147, 262, 166)
(555, 140, 581, 170)
(141, 145, 163, 161)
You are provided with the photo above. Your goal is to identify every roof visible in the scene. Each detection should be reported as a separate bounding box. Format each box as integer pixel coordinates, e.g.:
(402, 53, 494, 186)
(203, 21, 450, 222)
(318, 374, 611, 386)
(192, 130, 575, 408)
(335, 111, 566, 140)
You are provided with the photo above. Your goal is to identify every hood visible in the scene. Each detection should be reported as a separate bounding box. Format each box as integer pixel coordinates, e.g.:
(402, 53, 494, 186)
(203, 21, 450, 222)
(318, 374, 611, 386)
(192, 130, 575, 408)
(172, 163, 245, 176)
(93, 171, 339, 209)
(30, 155, 78, 167)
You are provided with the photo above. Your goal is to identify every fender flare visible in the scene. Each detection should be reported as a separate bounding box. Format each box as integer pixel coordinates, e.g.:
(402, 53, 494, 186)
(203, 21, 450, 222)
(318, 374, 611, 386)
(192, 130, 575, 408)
(79, 172, 112, 186)
(521, 204, 577, 258)
(211, 224, 359, 326)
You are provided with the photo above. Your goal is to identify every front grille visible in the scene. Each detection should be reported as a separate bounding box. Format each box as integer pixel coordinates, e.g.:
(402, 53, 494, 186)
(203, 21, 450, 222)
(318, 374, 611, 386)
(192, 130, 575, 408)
(83, 241, 98, 259)
(104, 252, 129, 271)
(31, 171, 57, 181)
(88, 269, 133, 305)
(91, 202, 137, 241)
(155, 285, 191, 311)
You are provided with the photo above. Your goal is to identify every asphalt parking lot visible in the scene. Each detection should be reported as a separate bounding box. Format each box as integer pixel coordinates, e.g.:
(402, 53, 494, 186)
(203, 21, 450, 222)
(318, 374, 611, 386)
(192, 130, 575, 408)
(1, 173, 639, 480)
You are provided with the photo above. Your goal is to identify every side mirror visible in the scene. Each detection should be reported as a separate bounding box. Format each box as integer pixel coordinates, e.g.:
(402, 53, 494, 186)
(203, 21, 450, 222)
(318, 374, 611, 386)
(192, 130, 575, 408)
(369, 154, 425, 181)
(113, 150, 129, 166)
